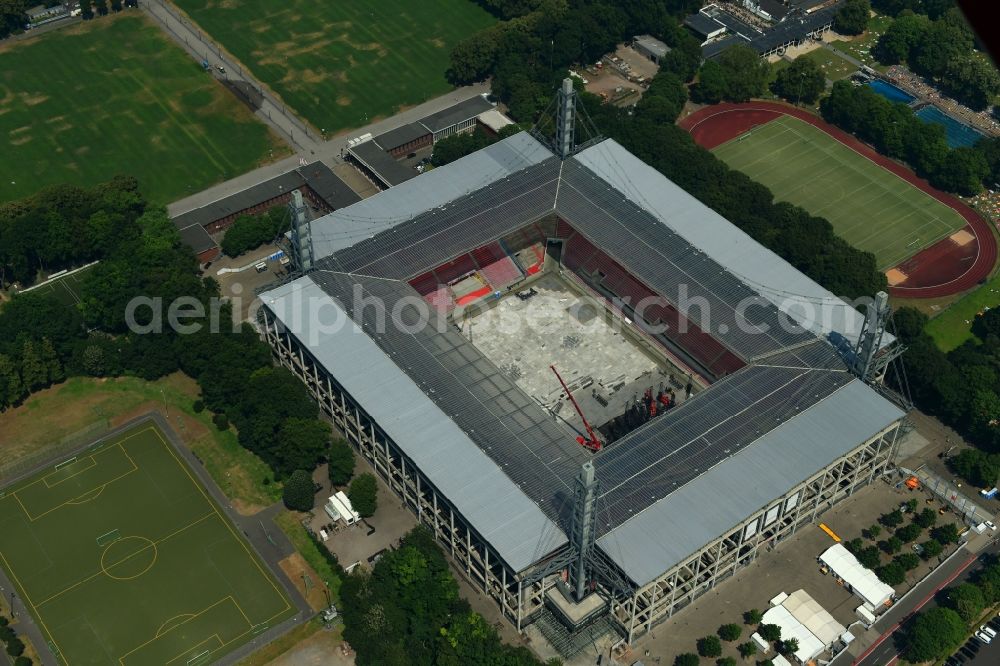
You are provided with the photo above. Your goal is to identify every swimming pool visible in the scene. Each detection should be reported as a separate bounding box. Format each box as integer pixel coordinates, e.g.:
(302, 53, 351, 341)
(868, 80, 915, 104)
(914, 105, 986, 148)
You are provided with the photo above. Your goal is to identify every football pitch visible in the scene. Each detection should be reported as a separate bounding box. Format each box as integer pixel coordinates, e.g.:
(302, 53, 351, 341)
(0, 14, 283, 206)
(712, 115, 967, 270)
(174, 0, 496, 133)
(0, 422, 294, 665)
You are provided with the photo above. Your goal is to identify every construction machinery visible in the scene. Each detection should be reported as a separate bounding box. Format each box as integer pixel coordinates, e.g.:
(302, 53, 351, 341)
(551, 365, 602, 452)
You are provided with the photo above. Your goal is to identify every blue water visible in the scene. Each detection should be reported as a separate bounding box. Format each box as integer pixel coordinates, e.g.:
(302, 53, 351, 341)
(868, 80, 915, 104)
(914, 105, 986, 148)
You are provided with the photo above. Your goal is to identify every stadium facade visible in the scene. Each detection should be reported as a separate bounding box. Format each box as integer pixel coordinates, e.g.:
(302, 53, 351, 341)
(258, 126, 905, 643)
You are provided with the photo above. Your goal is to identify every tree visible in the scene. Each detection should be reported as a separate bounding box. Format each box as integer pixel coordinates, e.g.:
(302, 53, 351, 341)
(717, 45, 771, 102)
(778, 638, 799, 656)
(212, 412, 229, 430)
(758, 623, 781, 642)
(39, 337, 62, 384)
(771, 57, 826, 105)
(691, 60, 727, 104)
(743, 608, 763, 625)
(4, 636, 24, 657)
(904, 498, 919, 513)
(834, 0, 871, 36)
(882, 535, 903, 554)
(857, 546, 881, 569)
(932, 523, 961, 545)
(943, 582, 985, 622)
(93, 0, 107, 16)
(675, 654, 700, 666)
(919, 538, 943, 559)
(719, 623, 742, 641)
(698, 635, 722, 658)
(876, 561, 905, 585)
(863, 524, 881, 540)
(905, 607, 966, 662)
(14, 656, 32, 666)
(947, 449, 1000, 488)
(875, 13, 931, 64)
(930, 146, 989, 196)
(274, 417, 329, 478)
(881, 509, 904, 528)
(328, 438, 356, 486)
(110, 0, 122, 10)
(894, 553, 920, 571)
(0, 354, 25, 409)
(348, 473, 378, 517)
(19, 340, 46, 392)
(941, 56, 1000, 112)
(0, 0, 28, 39)
(895, 523, 923, 543)
(716, 659, 736, 666)
(913, 508, 937, 529)
(79, 0, 93, 19)
(738, 641, 757, 659)
(282, 469, 316, 511)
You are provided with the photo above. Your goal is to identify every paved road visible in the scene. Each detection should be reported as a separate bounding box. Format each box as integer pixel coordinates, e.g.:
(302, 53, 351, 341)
(140, 0, 322, 155)
(822, 42, 865, 69)
(852, 539, 1000, 666)
(143, 0, 492, 219)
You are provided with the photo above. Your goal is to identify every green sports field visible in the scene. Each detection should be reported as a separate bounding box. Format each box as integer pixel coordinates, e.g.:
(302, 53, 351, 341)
(174, 0, 496, 133)
(0, 422, 294, 665)
(0, 14, 283, 205)
(18, 265, 95, 309)
(713, 115, 967, 270)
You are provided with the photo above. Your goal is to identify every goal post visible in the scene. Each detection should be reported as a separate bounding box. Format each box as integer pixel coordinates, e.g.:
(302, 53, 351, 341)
(54, 457, 78, 472)
(186, 650, 211, 666)
(96, 528, 121, 547)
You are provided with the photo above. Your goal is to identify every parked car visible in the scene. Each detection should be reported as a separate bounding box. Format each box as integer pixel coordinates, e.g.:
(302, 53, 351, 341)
(975, 630, 992, 644)
(986, 520, 998, 530)
(980, 624, 997, 639)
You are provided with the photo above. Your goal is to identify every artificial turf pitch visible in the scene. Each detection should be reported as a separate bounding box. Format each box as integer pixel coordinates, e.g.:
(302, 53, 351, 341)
(0, 14, 282, 206)
(174, 0, 496, 133)
(712, 115, 967, 270)
(0, 423, 294, 665)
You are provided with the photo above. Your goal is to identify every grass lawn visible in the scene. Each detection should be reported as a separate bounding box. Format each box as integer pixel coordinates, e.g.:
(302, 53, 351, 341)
(829, 12, 893, 71)
(0, 374, 281, 512)
(274, 510, 343, 603)
(925, 271, 1000, 351)
(174, 0, 496, 133)
(800, 47, 859, 81)
(0, 421, 294, 665)
(712, 115, 967, 270)
(0, 13, 286, 206)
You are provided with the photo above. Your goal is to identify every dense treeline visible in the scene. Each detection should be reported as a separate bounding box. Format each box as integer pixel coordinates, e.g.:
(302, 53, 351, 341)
(341, 526, 556, 666)
(431, 125, 521, 167)
(820, 80, 989, 195)
(871, 0, 954, 19)
(873, 7, 999, 111)
(891, 307, 1000, 473)
(0, 180, 331, 479)
(833, 0, 872, 36)
(690, 45, 770, 104)
(220, 206, 289, 258)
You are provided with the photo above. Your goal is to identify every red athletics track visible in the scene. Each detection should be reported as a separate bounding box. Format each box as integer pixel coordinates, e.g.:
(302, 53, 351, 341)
(679, 102, 997, 299)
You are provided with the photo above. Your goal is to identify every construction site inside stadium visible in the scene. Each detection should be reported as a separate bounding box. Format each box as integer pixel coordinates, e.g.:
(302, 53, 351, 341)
(258, 81, 908, 658)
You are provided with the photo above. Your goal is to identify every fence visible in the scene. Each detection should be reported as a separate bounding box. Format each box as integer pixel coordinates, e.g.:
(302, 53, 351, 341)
(0, 419, 112, 486)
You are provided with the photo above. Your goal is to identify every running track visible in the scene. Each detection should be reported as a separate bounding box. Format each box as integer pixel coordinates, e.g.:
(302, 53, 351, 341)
(679, 102, 997, 299)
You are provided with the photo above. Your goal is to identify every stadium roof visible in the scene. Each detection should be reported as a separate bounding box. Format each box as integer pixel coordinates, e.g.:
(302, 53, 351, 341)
(261, 131, 904, 583)
(347, 140, 418, 187)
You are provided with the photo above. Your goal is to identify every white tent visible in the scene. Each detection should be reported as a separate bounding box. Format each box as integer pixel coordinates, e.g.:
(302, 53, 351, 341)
(324, 491, 360, 525)
(771, 655, 793, 666)
(782, 589, 844, 647)
(820, 543, 895, 609)
(762, 604, 825, 663)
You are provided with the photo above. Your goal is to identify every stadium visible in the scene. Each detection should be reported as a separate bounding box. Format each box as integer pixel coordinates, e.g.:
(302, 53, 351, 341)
(258, 83, 907, 651)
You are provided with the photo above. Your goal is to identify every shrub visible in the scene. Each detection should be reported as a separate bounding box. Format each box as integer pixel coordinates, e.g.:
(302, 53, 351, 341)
(282, 469, 316, 512)
(719, 623, 742, 641)
(5, 638, 24, 657)
(212, 412, 229, 431)
(698, 635, 722, 658)
(193, 399, 204, 413)
(14, 657, 32, 666)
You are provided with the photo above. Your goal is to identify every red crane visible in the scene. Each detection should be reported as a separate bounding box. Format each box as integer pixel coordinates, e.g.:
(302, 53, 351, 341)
(550, 365, 602, 451)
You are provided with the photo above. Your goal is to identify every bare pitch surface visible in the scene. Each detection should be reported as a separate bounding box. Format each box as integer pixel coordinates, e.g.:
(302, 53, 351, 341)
(0, 423, 294, 665)
(712, 115, 967, 270)
(174, 0, 496, 133)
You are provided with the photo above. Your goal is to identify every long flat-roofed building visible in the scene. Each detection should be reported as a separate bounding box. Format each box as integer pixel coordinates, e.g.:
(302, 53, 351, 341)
(259, 112, 905, 649)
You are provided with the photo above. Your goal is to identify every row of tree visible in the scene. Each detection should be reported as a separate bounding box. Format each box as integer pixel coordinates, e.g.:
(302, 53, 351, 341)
(0, 614, 31, 664)
(903, 556, 1000, 662)
(874, 7, 999, 111)
(341, 526, 556, 666)
(820, 80, 990, 196)
(220, 206, 289, 258)
(891, 306, 1000, 475)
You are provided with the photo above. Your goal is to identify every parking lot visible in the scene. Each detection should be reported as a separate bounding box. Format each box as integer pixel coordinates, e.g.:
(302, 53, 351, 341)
(951, 614, 1000, 665)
